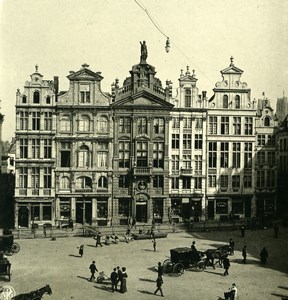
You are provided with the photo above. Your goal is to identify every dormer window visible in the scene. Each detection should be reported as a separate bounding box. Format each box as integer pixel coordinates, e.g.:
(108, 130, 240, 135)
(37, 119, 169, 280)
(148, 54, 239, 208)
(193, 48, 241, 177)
(46, 96, 51, 104)
(223, 95, 228, 108)
(235, 95, 240, 109)
(264, 116, 270, 127)
(22, 95, 27, 103)
(80, 85, 90, 103)
(184, 89, 191, 107)
(33, 91, 40, 104)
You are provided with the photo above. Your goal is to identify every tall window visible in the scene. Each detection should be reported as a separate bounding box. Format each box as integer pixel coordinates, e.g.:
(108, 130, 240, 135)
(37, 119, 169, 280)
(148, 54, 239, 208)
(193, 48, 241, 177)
(233, 117, 241, 135)
(172, 134, 180, 149)
(194, 155, 202, 174)
(119, 175, 130, 188)
(208, 175, 216, 188)
(245, 117, 253, 135)
(232, 143, 241, 168)
(61, 116, 71, 132)
(31, 167, 40, 189)
(257, 151, 265, 164)
(44, 139, 52, 158)
(183, 155, 191, 169)
(43, 167, 51, 189)
(232, 175, 240, 189)
(183, 117, 192, 129)
(267, 151, 276, 165)
(172, 117, 180, 128)
(20, 112, 28, 130)
(194, 134, 202, 149)
(182, 177, 191, 189)
(208, 142, 217, 168)
(137, 117, 147, 134)
(46, 96, 51, 104)
(98, 143, 108, 167)
(60, 143, 71, 167)
(32, 112, 40, 130)
(220, 175, 228, 188)
(244, 175, 252, 188)
(220, 142, 229, 168)
(153, 118, 164, 134)
(171, 177, 179, 189)
(209, 116, 217, 134)
(195, 118, 203, 130)
(264, 117, 270, 127)
(257, 135, 266, 146)
(221, 117, 229, 135)
(31, 139, 40, 159)
(136, 142, 148, 167)
(44, 112, 52, 130)
(78, 145, 89, 168)
(153, 175, 164, 188)
(223, 95, 228, 108)
(78, 115, 90, 131)
(98, 176, 108, 188)
(235, 95, 240, 108)
(194, 177, 202, 189)
(33, 91, 40, 103)
(153, 142, 164, 168)
(20, 139, 28, 158)
(183, 134, 192, 150)
(267, 135, 275, 146)
(80, 85, 90, 103)
(98, 116, 108, 132)
(119, 141, 130, 168)
(244, 143, 252, 168)
(22, 95, 27, 103)
(172, 155, 179, 171)
(184, 89, 191, 107)
(256, 170, 265, 187)
(19, 167, 28, 188)
(119, 117, 131, 133)
(266, 170, 275, 187)
(60, 177, 70, 190)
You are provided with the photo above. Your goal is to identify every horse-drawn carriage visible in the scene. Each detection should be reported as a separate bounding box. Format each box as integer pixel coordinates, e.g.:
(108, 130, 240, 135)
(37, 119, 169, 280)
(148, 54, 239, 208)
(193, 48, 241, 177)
(163, 247, 206, 276)
(0, 259, 11, 281)
(0, 234, 20, 256)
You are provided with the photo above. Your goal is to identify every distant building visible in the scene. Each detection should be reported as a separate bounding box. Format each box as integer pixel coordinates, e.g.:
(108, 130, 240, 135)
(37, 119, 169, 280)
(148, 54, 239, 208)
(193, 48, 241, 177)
(276, 96, 288, 123)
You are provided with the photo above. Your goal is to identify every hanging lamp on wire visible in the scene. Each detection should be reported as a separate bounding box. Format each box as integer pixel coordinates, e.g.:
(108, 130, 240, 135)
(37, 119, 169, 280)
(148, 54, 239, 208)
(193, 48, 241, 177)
(165, 37, 170, 53)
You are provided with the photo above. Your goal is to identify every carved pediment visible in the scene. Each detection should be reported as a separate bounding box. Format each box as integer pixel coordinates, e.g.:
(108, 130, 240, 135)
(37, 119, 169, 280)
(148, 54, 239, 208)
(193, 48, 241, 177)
(67, 68, 103, 82)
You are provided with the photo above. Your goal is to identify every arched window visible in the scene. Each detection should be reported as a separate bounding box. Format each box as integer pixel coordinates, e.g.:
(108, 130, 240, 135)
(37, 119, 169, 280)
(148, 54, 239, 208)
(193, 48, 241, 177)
(76, 176, 92, 189)
(33, 91, 40, 103)
(184, 89, 191, 107)
(60, 116, 71, 132)
(46, 96, 51, 104)
(223, 95, 228, 108)
(78, 145, 89, 168)
(98, 116, 108, 132)
(78, 115, 90, 131)
(22, 95, 27, 103)
(98, 176, 108, 188)
(60, 177, 70, 190)
(264, 117, 270, 127)
(235, 95, 240, 109)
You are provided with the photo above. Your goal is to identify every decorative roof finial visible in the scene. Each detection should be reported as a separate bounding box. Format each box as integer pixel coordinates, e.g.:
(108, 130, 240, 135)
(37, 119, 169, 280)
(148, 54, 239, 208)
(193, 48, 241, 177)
(82, 63, 89, 69)
(180, 69, 184, 77)
(35, 64, 39, 73)
(192, 69, 195, 77)
(186, 65, 190, 75)
(230, 56, 234, 66)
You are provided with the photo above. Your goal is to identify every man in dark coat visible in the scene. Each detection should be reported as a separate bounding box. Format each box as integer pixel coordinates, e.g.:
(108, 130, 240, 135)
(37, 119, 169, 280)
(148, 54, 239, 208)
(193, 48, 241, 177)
(89, 261, 98, 282)
(116, 266, 123, 291)
(229, 238, 235, 255)
(157, 262, 163, 277)
(242, 245, 247, 263)
(110, 268, 118, 292)
(95, 232, 103, 247)
(260, 247, 268, 264)
(240, 226, 245, 237)
(223, 255, 230, 276)
(154, 276, 164, 297)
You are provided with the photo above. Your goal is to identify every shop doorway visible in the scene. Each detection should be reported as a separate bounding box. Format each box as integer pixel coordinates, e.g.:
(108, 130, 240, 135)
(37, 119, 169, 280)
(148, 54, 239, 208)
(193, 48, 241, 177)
(208, 200, 215, 220)
(18, 206, 29, 227)
(136, 202, 147, 223)
(76, 201, 92, 224)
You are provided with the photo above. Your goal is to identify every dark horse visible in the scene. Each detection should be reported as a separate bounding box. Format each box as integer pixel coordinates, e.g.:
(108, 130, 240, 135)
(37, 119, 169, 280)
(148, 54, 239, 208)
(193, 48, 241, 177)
(204, 249, 226, 268)
(12, 285, 52, 300)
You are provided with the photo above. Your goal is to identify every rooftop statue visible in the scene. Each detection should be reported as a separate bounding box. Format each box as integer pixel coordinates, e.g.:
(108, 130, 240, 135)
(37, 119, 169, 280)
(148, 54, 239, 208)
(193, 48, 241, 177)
(140, 41, 148, 62)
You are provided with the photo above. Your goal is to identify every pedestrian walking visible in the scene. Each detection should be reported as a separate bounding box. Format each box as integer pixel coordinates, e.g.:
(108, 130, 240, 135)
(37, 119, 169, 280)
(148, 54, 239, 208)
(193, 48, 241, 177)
(116, 266, 122, 291)
(110, 268, 118, 292)
(152, 238, 156, 252)
(89, 260, 98, 281)
(242, 245, 247, 263)
(154, 276, 164, 297)
(79, 245, 84, 257)
(223, 255, 230, 276)
(43, 224, 47, 237)
(260, 247, 268, 264)
(224, 283, 238, 300)
(274, 225, 279, 238)
(240, 226, 245, 237)
(121, 267, 128, 293)
(229, 238, 235, 255)
(157, 262, 163, 277)
(94, 232, 103, 247)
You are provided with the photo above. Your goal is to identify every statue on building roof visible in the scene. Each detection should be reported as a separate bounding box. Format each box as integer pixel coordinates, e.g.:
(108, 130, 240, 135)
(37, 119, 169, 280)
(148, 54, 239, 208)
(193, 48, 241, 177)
(140, 41, 148, 62)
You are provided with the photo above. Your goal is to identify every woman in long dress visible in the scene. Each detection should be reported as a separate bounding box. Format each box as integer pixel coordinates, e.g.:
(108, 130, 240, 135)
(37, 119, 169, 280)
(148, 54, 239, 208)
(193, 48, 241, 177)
(121, 267, 128, 293)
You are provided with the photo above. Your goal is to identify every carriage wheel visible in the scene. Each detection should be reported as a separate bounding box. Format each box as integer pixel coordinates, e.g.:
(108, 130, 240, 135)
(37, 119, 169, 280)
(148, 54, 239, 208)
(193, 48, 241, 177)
(173, 263, 184, 276)
(12, 243, 20, 253)
(196, 261, 205, 272)
(162, 259, 173, 274)
(3, 249, 13, 256)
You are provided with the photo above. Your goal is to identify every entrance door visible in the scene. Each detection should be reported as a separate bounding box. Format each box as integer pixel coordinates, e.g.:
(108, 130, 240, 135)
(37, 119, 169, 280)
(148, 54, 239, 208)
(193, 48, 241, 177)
(76, 203, 84, 224)
(208, 200, 215, 220)
(85, 202, 92, 224)
(136, 202, 147, 223)
(18, 206, 29, 227)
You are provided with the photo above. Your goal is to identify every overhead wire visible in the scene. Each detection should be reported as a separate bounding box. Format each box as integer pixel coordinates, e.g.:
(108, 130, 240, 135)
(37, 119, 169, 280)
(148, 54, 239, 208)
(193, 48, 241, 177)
(134, 0, 214, 85)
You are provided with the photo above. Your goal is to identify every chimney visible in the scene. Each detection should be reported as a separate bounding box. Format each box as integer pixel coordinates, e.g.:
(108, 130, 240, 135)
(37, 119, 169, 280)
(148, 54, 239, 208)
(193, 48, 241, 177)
(54, 76, 59, 102)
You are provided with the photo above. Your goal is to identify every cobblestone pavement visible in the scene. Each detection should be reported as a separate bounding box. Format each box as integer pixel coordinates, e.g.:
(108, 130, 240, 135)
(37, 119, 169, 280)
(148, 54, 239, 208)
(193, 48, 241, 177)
(2, 226, 288, 300)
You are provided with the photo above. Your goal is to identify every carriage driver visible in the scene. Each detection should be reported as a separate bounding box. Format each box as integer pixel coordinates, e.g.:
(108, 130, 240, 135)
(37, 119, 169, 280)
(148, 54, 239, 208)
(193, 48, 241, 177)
(0, 251, 7, 261)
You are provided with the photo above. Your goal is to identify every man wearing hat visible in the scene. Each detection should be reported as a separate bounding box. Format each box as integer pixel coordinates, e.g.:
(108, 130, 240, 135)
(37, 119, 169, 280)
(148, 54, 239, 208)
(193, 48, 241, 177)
(89, 260, 98, 282)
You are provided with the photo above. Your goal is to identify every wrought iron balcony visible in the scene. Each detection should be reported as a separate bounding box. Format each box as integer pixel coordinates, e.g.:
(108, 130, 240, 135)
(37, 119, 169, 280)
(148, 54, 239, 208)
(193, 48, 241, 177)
(132, 166, 152, 176)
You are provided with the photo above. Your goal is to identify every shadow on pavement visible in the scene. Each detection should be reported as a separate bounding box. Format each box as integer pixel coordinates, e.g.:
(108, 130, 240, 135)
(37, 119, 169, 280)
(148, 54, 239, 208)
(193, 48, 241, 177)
(138, 290, 155, 295)
(76, 275, 89, 282)
(94, 285, 111, 292)
(147, 266, 157, 272)
(142, 248, 154, 252)
(204, 270, 223, 276)
(139, 278, 156, 282)
(271, 292, 288, 298)
(69, 254, 81, 258)
(86, 244, 96, 248)
(279, 286, 288, 290)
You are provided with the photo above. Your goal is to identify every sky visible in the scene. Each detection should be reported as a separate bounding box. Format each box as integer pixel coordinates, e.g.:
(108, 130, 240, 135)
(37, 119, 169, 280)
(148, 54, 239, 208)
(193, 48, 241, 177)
(0, 0, 288, 141)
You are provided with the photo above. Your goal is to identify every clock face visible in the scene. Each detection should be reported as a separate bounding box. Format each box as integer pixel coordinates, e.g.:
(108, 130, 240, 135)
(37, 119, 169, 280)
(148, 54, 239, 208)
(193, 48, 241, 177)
(138, 181, 147, 190)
